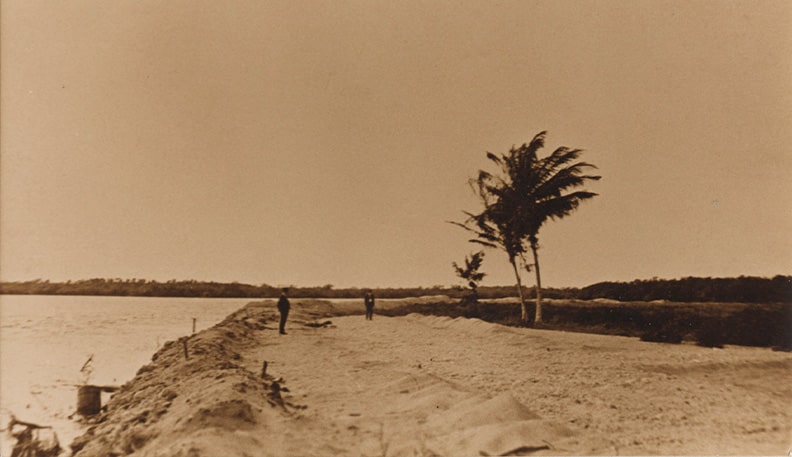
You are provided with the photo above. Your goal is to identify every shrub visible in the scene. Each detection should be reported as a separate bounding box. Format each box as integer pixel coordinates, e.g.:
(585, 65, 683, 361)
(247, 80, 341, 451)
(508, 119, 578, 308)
(725, 306, 791, 348)
(695, 319, 726, 348)
(640, 322, 684, 344)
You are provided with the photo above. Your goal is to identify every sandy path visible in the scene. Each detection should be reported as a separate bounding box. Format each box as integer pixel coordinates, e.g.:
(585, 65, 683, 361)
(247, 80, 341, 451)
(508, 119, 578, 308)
(240, 306, 792, 456)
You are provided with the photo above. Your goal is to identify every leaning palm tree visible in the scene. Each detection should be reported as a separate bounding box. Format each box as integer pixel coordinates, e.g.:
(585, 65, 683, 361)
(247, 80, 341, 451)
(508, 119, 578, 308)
(453, 131, 600, 324)
(451, 184, 532, 319)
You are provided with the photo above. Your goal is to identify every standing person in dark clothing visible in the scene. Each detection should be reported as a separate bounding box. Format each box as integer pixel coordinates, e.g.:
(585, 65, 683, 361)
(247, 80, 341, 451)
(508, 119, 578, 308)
(364, 290, 375, 320)
(277, 288, 290, 334)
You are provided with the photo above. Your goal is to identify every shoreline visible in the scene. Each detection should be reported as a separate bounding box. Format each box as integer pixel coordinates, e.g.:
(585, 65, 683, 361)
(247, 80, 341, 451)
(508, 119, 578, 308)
(66, 298, 791, 456)
(67, 298, 374, 456)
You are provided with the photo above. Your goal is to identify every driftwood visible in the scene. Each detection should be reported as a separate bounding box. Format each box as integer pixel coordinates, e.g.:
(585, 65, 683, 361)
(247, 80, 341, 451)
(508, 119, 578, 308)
(8, 416, 51, 430)
(7, 415, 61, 457)
(303, 320, 333, 328)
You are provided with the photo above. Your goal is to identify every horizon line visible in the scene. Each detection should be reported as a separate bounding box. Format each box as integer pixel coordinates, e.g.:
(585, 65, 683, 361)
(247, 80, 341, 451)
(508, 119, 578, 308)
(1, 274, 789, 291)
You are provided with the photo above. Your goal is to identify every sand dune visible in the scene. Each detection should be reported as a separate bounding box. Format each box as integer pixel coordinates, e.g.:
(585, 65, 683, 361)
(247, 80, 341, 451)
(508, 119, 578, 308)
(70, 300, 791, 456)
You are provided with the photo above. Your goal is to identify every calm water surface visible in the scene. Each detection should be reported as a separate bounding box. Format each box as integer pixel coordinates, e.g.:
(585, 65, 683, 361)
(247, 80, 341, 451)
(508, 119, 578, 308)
(0, 295, 255, 452)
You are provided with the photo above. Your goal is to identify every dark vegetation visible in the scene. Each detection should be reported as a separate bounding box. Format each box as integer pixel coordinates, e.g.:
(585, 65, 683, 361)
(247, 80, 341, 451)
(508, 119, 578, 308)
(0, 278, 538, 299)
(378, 299, 792, 351)
(2, 277, 789, 350)
(578, 276, 792, 303)
(1, 276, 789, 304)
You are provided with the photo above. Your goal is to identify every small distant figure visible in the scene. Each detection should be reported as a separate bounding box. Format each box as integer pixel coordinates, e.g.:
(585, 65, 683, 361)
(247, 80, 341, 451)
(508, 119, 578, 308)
(277, 288, 290, 335)
(364, 290, 375, 320)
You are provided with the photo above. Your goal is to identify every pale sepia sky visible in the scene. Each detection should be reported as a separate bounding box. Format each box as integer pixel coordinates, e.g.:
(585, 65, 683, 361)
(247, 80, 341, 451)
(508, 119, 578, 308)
(2, 0, 791, 288)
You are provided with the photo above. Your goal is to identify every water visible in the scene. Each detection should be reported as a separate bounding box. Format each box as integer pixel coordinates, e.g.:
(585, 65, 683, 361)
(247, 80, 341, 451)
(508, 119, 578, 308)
(0, 295, 254, 454)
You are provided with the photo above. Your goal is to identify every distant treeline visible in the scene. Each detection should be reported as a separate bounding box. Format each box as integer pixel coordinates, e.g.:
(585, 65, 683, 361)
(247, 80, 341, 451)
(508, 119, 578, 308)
(0, 275, 790, 303)
(578, 276, 792, 303)
(0, 278, 524, 300)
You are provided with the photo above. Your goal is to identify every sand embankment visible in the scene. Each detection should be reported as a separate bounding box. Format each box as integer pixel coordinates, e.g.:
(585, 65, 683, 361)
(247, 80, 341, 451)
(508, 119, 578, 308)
(70, 299, 791, 456)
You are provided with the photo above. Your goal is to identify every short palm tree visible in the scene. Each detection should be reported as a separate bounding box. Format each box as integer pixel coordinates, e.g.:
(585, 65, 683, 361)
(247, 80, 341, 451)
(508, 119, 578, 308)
(452, 251, 486, 304)
(453, 131, 601, 323)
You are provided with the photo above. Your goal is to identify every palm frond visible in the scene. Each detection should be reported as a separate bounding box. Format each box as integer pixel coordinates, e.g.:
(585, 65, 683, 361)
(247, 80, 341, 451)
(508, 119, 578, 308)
(485, 152, 502, 165)
(526, 131, 547, 158)
(538, 191, 599, 221)
(469, 239, 499, 249)
(534, 165, 600, 200)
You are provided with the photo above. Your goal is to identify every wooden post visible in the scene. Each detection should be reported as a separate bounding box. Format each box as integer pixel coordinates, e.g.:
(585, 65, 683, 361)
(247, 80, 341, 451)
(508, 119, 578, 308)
(182, 340, 189, 360)
(261, 361, 268, 378)
(192, 318, 196, 334)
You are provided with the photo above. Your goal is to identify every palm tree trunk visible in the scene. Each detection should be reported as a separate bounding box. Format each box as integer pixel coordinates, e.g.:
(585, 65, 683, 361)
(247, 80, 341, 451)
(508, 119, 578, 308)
(530, 242, 543, 324)
(510, 257, 528, 322)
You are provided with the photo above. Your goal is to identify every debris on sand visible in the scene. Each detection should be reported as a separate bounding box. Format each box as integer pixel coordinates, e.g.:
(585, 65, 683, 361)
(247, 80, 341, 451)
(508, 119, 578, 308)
(69, 305, 302, 457)
(303, 320, 334, 328)
(6, 415, 61, 457)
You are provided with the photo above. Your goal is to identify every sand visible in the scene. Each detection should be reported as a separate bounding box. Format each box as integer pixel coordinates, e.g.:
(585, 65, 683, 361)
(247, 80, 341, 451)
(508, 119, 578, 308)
(68, 299, 791, 456)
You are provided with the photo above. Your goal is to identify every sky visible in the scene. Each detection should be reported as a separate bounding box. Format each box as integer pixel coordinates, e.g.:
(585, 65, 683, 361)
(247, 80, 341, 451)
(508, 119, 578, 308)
(1, 0, 791, 289)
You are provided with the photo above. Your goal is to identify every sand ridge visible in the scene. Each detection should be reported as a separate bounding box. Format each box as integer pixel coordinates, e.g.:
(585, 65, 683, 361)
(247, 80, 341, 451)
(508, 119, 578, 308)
(70, 299, 791, 456)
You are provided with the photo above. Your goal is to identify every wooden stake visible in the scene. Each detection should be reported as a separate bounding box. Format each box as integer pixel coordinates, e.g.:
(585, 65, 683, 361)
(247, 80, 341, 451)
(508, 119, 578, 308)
(182, 340, 189, 359)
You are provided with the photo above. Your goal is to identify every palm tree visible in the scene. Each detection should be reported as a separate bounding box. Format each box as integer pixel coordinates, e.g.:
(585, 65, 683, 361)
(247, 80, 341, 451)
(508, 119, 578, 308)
(451, 182, 532, 319)
(452, 251, 486, 304)
(453, 131, 600, 323)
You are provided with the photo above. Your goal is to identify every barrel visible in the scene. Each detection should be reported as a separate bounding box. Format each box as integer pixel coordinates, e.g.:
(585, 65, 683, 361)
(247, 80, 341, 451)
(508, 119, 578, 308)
(77, 385, 102, 416)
